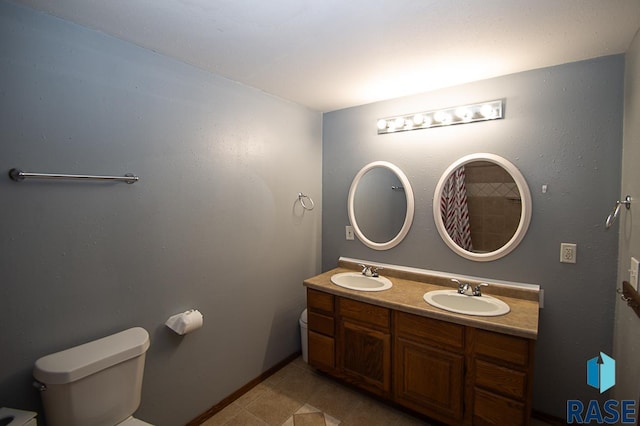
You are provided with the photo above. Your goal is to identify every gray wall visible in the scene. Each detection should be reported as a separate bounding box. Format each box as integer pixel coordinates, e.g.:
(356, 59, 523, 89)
(322, 56, 624, 417)
(613, 30, 640, 402)
(0, 2, 322, 425)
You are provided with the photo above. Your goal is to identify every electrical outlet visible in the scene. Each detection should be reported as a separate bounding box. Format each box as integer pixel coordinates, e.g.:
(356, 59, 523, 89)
(345, 225, 354, 240)
(560, 243, 577, 264)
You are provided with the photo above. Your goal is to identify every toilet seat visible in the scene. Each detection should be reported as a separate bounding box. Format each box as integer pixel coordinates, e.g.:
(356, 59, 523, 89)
(118, 416, 154, 426)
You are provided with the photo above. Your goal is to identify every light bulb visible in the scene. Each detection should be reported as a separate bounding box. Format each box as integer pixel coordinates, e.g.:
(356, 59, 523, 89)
(433, 111, 447, 123)
(377, 119, 388, 131)
(480, 104, 495, 118)
(394, 117, 406, 128)
(412, 114, 424, 126)
(435, 111, 452, 124)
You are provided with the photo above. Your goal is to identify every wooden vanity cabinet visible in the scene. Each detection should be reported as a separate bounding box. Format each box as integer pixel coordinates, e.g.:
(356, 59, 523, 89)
(466, 328, 535, 426)
(393, 311, 465, 424)
(306, 289, 391, 396)
(307, 288, 336, 372)
(306, 287, 536, 425)
(337, 297, 391, 397)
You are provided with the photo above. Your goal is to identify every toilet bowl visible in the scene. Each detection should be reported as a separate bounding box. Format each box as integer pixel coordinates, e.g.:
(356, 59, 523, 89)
(0, 408, 37, 426)
(33, 327, 152, 426)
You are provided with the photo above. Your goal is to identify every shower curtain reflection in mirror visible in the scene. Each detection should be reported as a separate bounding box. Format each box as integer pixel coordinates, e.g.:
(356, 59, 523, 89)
(433, 153, 531, 261)
(440, 166, 473, 251)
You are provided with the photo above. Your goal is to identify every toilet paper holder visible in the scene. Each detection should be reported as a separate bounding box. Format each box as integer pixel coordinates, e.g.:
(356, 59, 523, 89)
(165, 309, 203, 335)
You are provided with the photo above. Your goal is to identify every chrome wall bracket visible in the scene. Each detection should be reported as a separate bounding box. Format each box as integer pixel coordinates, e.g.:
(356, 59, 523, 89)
(605, 195, 632, 229)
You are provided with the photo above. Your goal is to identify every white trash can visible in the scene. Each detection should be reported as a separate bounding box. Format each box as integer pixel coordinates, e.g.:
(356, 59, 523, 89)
(299, 309, 308, 363)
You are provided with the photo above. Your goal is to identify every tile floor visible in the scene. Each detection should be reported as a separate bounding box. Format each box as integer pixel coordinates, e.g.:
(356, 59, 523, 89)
(201, 356, 553, 426)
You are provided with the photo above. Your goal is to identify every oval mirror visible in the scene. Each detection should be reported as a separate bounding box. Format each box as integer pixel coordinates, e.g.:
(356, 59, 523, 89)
(348, 161, 415, 250)
(433, 153, 532, 261)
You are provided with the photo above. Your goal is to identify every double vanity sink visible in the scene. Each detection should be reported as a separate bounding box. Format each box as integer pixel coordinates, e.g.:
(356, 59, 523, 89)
(330, 270, 511, 317)
(304, 261, 539, 425)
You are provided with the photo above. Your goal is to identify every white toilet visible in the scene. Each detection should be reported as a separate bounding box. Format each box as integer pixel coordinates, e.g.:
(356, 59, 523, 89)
(33, 327, 153, 426)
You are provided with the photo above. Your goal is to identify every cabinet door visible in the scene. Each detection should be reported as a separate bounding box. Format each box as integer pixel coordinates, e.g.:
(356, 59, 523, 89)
(394, 337, 464, 423)
(338, 319, 391, 396)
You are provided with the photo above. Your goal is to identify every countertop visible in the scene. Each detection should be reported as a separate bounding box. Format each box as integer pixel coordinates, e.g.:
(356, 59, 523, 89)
(303, 265, 539, 340)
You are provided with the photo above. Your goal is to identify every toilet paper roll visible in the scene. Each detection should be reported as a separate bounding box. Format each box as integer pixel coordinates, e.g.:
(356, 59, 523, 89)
(165, 309, 203, 335)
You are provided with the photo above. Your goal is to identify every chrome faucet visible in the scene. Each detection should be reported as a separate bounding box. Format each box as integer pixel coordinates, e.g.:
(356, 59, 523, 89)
(452, 279, 488, 296)
(358, 264, 382, 277)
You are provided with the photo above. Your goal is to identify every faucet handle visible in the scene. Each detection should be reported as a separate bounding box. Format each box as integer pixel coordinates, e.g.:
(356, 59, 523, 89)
(452, 279, 468, 294)
(358, 263, 374, 276)
(371, 266, 383, 277)
(473, 283, 489, 296)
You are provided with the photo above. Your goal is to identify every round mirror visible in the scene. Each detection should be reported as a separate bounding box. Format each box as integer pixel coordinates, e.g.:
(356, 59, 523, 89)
(348, 161, 415, 250)
(433, 153, 532, 261)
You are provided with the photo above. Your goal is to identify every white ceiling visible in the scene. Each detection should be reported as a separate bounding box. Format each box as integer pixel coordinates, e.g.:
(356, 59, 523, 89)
(12, 0, 640, 112)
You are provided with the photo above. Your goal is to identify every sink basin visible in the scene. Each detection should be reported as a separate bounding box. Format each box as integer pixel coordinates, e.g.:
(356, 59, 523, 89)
(423, 289, 510, 316)
(331, 272, 393, 292)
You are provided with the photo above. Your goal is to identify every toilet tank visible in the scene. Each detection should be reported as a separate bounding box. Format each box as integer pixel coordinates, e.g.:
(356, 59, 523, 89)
(33, 327, 150, 426)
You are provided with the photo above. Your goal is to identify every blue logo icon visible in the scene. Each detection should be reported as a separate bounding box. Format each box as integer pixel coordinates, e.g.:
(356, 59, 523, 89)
(587, 352, 615, 393)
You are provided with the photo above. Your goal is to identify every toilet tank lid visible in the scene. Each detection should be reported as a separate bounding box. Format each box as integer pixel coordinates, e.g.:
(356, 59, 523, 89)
(33, 327, 150, 385)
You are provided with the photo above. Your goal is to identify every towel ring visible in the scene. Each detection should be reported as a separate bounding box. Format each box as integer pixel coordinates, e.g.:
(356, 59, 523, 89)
(605, 195, 632, 229)
(298, 193, 315, 211)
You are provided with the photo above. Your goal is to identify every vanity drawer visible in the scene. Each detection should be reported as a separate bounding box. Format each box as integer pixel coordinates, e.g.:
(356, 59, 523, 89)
(474, 359, 527, 400)
(473, 329, 531, 368)
(394, 311, 464, 352)
(308, 288, 335, 314)
(308, 311, 334, 336)
(308, 330, 335, 370)
(339, 298, 390, 330)
(472, 388, 526, 426)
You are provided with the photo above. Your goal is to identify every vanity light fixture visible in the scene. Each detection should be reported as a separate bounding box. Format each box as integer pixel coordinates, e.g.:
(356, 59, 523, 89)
(376, 99, 503, 135)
